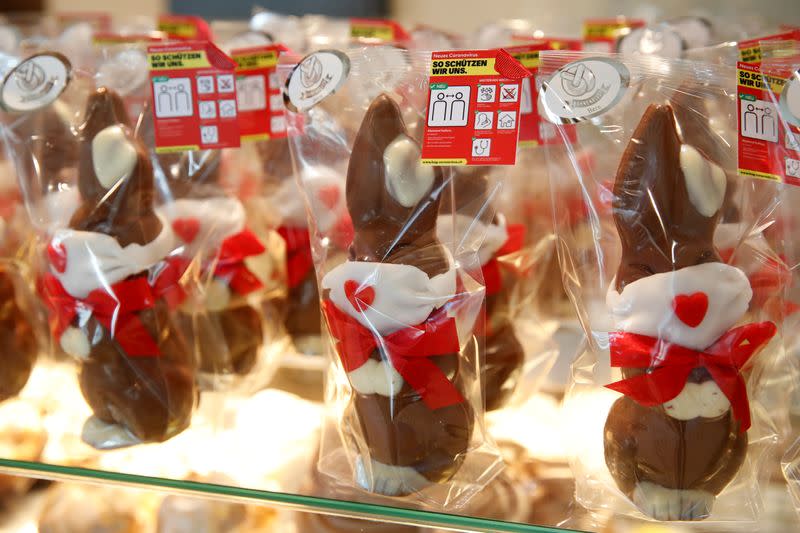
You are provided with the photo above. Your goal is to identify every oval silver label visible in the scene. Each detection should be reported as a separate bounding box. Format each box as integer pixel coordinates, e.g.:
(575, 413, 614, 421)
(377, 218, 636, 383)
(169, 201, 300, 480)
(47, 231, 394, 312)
(285, 49, 350, 112)
(0, 52, 71, 113)
(780, 70, 800, 128)
(617, 27, 685, 58)
(540, 57, 630, 124)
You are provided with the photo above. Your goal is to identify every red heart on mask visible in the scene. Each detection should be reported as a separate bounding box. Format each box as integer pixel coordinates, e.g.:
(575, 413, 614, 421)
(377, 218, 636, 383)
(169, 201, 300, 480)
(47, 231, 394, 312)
(47, 241, 67, 273)
(672, 292, 709, 328)
(172, 218, 200, 244)
(344, 279, 375, 311)
(318, 185, 340, 210)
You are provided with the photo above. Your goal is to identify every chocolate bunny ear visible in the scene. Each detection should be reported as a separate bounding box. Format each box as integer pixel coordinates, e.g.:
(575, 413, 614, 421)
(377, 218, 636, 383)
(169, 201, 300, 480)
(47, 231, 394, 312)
(439, 166, 491, 216)
(23, 103, 79, 194)
(614, 104, 724, 290)
(670, 89, 741, 222)
(70, 89, 160, 245)
(347, 94, 444, 264)
(77, 87, 132, 201)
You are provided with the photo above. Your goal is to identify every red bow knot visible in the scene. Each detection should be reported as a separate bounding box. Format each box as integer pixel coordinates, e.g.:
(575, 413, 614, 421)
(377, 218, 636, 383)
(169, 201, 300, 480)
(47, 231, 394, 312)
(42, 273, 162, 357)
(213, 229, 266, 295)
(481, 223, 526, 297)
(322, 300, 465, 410)
(277, 225, 314, 289)
(606, 322, 777, 432)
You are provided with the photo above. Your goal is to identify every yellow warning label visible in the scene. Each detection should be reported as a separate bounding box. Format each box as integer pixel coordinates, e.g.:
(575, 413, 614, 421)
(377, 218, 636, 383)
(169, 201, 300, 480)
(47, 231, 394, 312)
(737, 68, 788, 93)
(148, 50, 211, 70)
(351, 23, 393, 41)
(158, 21, 197, 39)
(738, 168, 781, 181)
(156, 144, 200, 154)
(430, 58, 496, 76)
(233, 50, 279, 70)
(421, 158, 468, 166)
(583, 22, 632, 40)
(511, 51, 540, 69)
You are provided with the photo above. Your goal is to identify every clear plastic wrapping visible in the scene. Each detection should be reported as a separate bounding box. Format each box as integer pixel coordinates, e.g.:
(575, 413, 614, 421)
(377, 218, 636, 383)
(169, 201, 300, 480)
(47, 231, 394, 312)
(540, 51, 789, 522)
(282, 47, 504, 506)
(0, 43, 280, 448)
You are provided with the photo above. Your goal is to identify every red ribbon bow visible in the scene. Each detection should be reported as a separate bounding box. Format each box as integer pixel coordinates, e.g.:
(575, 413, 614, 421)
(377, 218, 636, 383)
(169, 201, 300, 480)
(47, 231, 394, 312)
(606, 322, 777, 432)
(277, 225, 314, 289)
(482, 223, 526, 297)
(213, 229, 266, 295)
(42, 273, 162, 357)
(322, 299, 465, 410)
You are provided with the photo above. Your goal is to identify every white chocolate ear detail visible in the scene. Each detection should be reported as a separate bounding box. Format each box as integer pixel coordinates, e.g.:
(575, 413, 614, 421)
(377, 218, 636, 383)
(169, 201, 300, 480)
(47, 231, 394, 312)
(92, 125, 138, 190)
(347, 358, 404, 396)
(383, 134, 435, 208)
(679, 144, 726, 218)
(662, 381, 730, 420)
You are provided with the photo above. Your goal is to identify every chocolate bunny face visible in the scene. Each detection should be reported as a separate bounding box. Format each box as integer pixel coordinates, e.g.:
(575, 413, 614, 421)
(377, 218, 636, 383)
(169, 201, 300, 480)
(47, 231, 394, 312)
(347, 94, 447, 277)
(70, 88, 161, 247)
(613, 104, 724, 292)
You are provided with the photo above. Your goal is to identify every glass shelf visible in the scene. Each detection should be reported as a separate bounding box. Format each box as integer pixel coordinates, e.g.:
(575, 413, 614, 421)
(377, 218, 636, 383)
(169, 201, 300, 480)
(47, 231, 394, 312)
(1, 359, 798, 532)
(0, 460, 570, 533)
(0, 360, 583, 533)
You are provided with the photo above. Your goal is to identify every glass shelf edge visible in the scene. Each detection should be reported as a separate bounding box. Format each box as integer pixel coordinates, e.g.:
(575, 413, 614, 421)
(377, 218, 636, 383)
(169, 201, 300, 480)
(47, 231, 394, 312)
(0, 459, 579, 533)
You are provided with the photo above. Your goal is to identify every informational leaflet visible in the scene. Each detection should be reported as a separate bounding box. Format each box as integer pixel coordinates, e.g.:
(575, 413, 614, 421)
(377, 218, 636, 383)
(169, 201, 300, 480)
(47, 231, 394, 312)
(421, 49, 530, 165)
(231, 44, 288, 141)
(147, 41, 240, 153)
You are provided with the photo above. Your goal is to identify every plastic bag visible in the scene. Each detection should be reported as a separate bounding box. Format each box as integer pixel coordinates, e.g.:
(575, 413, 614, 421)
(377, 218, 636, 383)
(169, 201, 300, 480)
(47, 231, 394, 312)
(133, 112, 280, 394)
(0, 124, 41, 403)
(2, 47, 198, 448)
(540, 51, 787, 522)
(282, 47, 502, 506)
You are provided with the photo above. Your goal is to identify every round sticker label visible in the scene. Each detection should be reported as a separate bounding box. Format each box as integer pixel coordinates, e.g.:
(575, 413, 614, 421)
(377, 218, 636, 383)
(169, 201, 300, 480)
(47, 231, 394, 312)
(617, 27, 684, 58)
(540, 57, 630, 124)
(780, 71, 800, 128)
(285, 50, 350, 112)
(97, 49, 149, 96)
(0, 53, 71, 112)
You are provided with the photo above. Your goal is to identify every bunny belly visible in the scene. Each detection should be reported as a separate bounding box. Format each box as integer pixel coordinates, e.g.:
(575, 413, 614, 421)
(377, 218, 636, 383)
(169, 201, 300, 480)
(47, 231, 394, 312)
(285, 268, 321, 338)
(180, 305, 263, 377)
(0, 275, 36, 402)
(604, 396, 746, 519)
(483, 280, 525, 411)
(349, 351, 474, 489)
(78, 303, 196, 443)
(483, 325, 525, 411)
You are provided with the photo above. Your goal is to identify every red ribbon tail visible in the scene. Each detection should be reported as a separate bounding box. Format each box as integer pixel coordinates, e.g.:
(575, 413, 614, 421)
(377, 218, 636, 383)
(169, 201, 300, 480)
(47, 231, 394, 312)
(322, 300, 375, 372)
(481, 260, 502, 297)
(287, 248, 314, 289)
(95, 314, 161, 357)
(228, 268, 264, 295)
(391, 356, 465, 410)
(496, 223, 526, 256)
(605, 365, 693, 406)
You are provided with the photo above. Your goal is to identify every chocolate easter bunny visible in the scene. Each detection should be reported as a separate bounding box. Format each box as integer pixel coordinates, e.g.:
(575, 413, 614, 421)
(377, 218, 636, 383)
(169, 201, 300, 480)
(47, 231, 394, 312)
(320, 94, 474, 495)
(603, 104, 776, 520)
(438, 167, 525, 410)
(171, 150, 267, 381)
(138, 103, 269, 382)
(256, 137, 321, 350)
(256, 133, 351, 355)
(0, 266, 36, 402)
(42, 87, 196, 446)
(0, 148, 37, 402)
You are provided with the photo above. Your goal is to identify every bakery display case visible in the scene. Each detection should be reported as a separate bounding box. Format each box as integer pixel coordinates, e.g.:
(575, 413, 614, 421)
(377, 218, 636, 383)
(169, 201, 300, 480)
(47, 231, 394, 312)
(0, 5, 799, 533)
